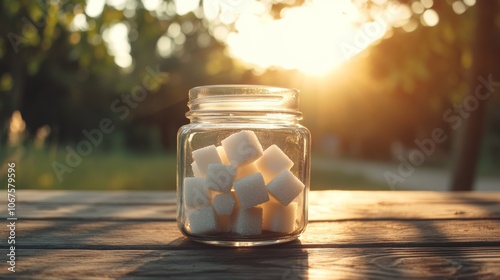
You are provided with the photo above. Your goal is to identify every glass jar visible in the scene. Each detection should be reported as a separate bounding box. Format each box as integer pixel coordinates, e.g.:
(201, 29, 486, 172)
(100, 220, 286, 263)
(177, 85, 310, 246)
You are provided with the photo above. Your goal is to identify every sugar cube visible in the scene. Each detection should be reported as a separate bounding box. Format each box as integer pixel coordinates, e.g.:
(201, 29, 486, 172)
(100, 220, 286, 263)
(192, 145, 222, 177)
(233, 173, 269, 209)
(263, 200, 297, 233)
(235, 162, 260, 180)
(231, 207, 263, 235)
(267, 170, 304, 206)
(204, 164, 236, 193)
(221, 130, 263, 166)
(187, 206, 219, 234)
(216, 146, 229, 165)
(212, 193, 236, 216)
(255, 144, 294, 183)
(183, 177, 210, 209)
(191, 162, 203, 178)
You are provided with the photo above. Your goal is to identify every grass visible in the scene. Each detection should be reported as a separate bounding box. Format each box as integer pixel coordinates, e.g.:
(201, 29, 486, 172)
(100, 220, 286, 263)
(311, 169, 390, 191)
(2, 145, 386, 191)
(4, 145, 176, 190)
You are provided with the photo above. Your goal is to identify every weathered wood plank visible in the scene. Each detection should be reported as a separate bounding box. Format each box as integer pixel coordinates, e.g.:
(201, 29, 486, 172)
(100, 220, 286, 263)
(6, 190, 500, 205)
(8, 203, 176, 220)
(1, 247, 499, 279)
(309, 191, 500, 221)
(3, 190, 500, 220)
(2, 190, 176, 204)
(7, 202, 499, 221)
(3, 220, 499, 249)
(0, 191, 498, 279)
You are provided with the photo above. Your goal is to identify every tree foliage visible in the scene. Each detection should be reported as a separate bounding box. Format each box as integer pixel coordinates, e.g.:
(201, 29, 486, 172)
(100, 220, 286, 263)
(1, 0, 499, 179)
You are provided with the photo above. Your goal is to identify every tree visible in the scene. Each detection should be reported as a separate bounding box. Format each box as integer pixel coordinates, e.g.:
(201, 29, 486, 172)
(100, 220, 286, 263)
(0, 0, 244, 150)
(450, 0, 498, 191)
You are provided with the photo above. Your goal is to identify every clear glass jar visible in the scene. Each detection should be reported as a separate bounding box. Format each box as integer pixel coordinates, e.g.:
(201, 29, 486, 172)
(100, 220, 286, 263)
(177, 85, 310, 246)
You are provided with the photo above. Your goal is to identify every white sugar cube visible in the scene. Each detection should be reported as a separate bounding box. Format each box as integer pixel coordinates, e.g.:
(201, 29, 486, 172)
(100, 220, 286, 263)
(191, 162, 203, 178)
(231, 207, 263, 235)
(263, 200, 297, 233)
(255, 144, 294, 183)
(212, 193, 236, 216)
(235, 162, 259, 180)
(216, 146, 229, 164)
(183, 177, 210, 209)
(187, 206, 218, 234)
(204, 164, 236, 193)
(192, 145, 222, 177)
(267, 170, 304, 206)
(221, 130, 263, 166)
(233, 173, 269, 209)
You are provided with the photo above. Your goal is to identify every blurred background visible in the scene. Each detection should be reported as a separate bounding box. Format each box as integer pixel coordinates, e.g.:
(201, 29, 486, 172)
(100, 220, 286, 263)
(0, 0, 499, 191)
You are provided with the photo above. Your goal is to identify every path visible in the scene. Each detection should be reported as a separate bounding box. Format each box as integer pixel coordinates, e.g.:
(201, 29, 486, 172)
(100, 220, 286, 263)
(313, 157, 500, 191)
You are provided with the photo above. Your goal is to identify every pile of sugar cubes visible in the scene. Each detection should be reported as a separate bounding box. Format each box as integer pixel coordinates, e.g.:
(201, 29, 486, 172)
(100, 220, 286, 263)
(183, 130, 305, 236)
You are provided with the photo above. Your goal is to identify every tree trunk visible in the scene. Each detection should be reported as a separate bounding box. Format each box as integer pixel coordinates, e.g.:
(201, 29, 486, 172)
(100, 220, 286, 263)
(450, 1, 497, 191)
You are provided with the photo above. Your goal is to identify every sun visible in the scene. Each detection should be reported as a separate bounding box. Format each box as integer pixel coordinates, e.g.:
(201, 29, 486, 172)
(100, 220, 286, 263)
(215, 0, 390, 75)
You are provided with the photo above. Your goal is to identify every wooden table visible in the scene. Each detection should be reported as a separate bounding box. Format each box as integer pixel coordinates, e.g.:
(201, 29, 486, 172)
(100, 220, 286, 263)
(1, 190, 500, 279)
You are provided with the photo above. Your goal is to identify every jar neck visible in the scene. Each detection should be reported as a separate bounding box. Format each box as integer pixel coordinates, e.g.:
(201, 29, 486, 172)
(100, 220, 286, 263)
(189, 112, 301, 124)
(186, 85, 302, 124)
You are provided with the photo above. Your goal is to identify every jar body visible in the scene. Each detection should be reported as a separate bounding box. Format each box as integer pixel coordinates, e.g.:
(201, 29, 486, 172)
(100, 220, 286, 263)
(176, 86, 310, 246)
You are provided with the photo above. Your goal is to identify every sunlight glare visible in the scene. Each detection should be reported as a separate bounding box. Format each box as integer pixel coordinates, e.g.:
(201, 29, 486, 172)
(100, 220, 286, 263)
(167, 22, 181, 38)
(114, 53, 133, 68)
(452, 1, 467, 15)
(421, 9, 439, 26)
(107, 0, 127, 10)
(420, 0, 433, 9)
(222, 0, 390, 75)
(388, 4, 411, 28)
(411, 2, 425, 14)
(70, 14, 89, 31)
(463, 0, 476, 7)
(142, 0, 162, 11)
(157, 36, 174, 57)
(203, 0, 220, 20)
(174, 0, 200, 16)
(103, 22, 133, 68)
(85, 0, 105, 17)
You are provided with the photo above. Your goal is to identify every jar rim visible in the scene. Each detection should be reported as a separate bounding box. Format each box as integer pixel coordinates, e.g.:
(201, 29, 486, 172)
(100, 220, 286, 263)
(189, 84, 298, 94)
(187, 85, 301, 120)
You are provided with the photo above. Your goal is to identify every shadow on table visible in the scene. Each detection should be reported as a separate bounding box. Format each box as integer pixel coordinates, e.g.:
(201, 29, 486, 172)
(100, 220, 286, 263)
(368, 193, 500, 278)
(119, 238, 309, 279)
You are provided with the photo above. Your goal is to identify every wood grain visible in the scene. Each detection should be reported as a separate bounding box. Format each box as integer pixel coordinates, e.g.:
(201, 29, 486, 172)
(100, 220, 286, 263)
(1, 247, 499, 279)
(2, 220, 499, 249)
(3, 191, 500, 220)
(6, 190, 499, 205)
(1, 190, 499, 279)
